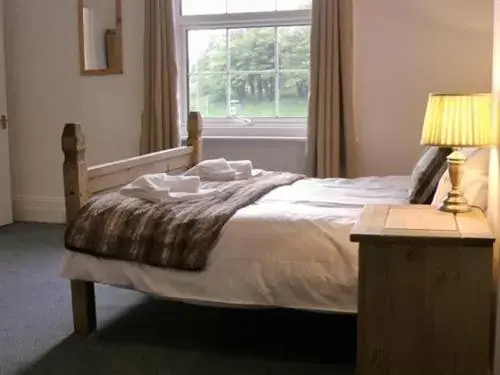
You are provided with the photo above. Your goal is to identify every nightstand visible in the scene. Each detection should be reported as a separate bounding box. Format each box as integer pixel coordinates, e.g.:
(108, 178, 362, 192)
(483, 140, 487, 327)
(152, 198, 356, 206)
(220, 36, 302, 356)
(350, 204, 495, 375)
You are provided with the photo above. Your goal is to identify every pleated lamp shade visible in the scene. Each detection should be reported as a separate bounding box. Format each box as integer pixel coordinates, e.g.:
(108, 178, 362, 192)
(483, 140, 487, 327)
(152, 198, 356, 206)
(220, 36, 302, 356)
(420, 93, 492, 147)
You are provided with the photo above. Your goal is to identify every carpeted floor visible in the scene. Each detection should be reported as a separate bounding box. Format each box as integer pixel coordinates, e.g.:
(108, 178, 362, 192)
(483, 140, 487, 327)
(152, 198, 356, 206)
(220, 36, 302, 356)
(0, 222, 356, 375)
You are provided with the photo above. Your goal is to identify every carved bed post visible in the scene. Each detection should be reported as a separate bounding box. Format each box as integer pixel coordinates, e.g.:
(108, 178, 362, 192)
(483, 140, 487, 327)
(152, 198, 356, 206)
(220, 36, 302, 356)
(62, 123, 96, 335)
(187, 111, 203, 166)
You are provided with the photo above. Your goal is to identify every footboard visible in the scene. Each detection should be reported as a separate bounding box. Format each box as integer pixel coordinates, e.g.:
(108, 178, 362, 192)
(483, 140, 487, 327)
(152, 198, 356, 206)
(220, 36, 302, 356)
(60, 111, 203, 335)
(61, 111, 203, 219)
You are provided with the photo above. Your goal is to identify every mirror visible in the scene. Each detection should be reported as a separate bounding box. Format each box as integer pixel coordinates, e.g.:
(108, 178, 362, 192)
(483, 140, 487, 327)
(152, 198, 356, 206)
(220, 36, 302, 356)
(78, 0, 123, 75)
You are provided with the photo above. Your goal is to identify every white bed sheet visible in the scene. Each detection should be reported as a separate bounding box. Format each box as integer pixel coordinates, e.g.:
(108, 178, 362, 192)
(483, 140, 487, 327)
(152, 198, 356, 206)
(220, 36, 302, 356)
(61, 175, 411, 314)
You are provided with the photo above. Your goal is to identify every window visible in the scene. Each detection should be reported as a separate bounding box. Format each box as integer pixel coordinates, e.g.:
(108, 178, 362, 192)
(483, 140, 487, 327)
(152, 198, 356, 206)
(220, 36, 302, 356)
(176, 0, 311, 137)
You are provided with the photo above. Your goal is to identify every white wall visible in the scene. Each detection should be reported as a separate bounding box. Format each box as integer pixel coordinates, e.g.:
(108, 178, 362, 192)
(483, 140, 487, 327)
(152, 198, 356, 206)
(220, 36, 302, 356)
(3, 0, 494, 222)
(204, 138, 305, 173)
(80, 1, 143, 167)
(5, 0, 143, 222)
(354, 0, 493, 176)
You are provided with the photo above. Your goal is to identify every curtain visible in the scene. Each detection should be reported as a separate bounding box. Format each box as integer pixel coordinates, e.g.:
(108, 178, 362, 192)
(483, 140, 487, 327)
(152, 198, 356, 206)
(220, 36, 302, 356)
(140, 0, 180, 154)
(306, 0, 356, 178)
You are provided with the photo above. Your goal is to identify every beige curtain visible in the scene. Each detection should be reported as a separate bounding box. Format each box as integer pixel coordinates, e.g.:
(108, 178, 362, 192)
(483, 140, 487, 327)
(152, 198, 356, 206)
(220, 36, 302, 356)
(140, 0, 180, 154)
(306, 0, 356, 178)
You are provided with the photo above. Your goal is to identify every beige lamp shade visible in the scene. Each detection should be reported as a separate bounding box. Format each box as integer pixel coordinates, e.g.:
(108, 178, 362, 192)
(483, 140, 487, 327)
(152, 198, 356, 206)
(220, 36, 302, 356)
(420, 93, 492, 147)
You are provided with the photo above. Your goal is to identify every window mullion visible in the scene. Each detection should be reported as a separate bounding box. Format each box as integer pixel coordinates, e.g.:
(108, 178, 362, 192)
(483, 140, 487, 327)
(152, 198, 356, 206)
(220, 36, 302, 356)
(173, 0, 182, 20)
(274, 27, 279, 118)
(178, 25, 189, 123)
(226, 28, 230, 118)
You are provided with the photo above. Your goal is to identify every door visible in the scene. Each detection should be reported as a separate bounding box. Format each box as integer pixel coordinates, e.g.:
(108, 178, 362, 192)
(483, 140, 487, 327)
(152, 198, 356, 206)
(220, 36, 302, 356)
(0, 0, 12, 226)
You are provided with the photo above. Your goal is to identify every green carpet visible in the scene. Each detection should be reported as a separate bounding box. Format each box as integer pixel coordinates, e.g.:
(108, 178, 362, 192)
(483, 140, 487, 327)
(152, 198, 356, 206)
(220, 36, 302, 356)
(0, 222, 355, 375)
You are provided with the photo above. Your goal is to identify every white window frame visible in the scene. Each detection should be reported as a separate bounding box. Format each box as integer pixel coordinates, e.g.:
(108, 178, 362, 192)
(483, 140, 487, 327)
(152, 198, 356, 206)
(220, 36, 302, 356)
(174, 0, 311, 138)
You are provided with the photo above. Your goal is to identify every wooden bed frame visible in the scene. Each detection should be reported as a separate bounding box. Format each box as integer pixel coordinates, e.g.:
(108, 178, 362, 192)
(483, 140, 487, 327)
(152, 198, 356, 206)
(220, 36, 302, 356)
(61, 111, 203, 335)
(61, 112, 500, 358)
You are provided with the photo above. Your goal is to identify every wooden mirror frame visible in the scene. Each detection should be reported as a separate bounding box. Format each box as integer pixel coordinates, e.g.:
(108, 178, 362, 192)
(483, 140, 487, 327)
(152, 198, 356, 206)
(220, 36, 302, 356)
(77, 0, 123, 76)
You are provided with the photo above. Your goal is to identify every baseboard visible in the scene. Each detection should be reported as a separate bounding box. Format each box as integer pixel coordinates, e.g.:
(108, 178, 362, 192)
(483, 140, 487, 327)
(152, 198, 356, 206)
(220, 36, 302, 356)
(13, 196, 66, 223)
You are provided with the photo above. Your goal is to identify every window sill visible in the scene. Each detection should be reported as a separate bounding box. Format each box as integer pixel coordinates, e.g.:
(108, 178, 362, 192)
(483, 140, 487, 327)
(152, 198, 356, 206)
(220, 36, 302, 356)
(203, 135, 306, 141)
(182, 135, 306, 144)
(182, 123, 306, 138)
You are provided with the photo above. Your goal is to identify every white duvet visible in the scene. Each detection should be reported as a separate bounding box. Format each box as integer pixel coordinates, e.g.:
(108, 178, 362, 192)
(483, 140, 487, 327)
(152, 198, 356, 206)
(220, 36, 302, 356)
(61, 175, 411, 314)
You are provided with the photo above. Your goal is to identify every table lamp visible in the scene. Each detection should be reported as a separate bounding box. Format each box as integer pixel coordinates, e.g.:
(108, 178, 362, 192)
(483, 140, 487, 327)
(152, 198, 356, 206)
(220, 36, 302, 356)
(420, 93, 492, 213)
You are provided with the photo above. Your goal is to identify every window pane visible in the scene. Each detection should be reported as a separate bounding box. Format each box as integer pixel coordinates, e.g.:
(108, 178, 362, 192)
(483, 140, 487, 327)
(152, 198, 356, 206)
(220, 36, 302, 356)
(182, 0, 311, 14)
(279, 71, 309, 117)
(229, 28, 275, 71)
(188, 29, 227, 74)
(181, 0, 225, 15)
(226, 0, 275, 13)
(278, 26, 310, 70)
(190, 74, 228, 117)
(230, 73, 276, 117)
(276, 0, 312, 10)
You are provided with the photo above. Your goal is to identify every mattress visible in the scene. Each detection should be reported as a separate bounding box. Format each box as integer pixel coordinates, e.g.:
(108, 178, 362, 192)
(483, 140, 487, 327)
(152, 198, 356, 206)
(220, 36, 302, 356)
(60, 175, 411, 314)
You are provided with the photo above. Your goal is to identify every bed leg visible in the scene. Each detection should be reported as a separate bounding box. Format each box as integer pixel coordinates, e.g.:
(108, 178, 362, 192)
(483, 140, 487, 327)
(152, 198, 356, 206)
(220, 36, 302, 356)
(63, 124, 95, 335)
(71, 280, 96, 335)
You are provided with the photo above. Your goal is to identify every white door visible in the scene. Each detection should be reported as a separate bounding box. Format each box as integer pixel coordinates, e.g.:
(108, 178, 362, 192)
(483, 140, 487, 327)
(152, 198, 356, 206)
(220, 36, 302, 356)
(0, 0, 12, 226)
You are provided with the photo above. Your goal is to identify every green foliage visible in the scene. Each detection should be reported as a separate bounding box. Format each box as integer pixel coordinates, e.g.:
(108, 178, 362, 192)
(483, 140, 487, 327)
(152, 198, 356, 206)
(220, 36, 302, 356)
(190, 26, 310, 117)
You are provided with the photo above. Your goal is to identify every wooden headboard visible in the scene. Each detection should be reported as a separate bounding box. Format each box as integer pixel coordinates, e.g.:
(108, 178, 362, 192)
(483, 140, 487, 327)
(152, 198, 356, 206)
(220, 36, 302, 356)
(61, 111, 203, 223)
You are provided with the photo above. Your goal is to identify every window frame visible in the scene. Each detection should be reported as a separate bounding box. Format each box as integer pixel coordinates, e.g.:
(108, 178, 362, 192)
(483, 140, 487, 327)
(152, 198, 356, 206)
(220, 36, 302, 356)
(174, 0, 311, 138)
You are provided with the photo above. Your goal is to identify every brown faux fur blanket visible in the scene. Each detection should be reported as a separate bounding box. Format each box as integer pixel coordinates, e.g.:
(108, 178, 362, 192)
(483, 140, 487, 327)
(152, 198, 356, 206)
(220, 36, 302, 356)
(64, 171, 305, 271)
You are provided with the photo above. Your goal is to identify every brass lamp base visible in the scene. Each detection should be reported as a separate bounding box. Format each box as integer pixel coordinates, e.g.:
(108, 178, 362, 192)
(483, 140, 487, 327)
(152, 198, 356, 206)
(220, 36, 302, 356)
(438, 148, 470, 214)
(438, 191, 471, 213)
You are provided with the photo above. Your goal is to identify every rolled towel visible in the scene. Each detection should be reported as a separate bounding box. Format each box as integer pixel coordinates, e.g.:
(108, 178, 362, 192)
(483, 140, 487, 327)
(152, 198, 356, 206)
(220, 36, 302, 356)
(164, 175, 200, 193)
(120, 174, 205, 202)
(228, 160, 253, 179)
(185, 158, 237, 181)
(144, 174, 201, 193)
(202, 169, 236, 181)
(197, 158, 232, 171)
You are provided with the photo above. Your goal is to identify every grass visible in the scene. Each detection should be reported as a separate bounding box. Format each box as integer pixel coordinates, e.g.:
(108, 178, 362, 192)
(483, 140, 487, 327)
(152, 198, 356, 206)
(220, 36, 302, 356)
(191, 97, 307, 118)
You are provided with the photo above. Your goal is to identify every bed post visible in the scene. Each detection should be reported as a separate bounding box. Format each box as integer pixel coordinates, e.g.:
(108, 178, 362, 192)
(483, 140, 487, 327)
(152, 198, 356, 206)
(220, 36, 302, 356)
(187, 111, 203, 166)
(62, 123, 97, 336)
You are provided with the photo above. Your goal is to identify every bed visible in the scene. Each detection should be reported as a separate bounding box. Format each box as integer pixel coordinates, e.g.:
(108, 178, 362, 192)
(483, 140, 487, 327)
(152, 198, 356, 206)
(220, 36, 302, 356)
(59, 111, 494, 338)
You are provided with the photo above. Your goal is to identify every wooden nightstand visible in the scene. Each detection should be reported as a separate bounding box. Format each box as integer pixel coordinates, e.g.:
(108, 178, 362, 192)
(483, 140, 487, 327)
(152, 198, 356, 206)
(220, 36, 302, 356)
(350, 204, 495, 375)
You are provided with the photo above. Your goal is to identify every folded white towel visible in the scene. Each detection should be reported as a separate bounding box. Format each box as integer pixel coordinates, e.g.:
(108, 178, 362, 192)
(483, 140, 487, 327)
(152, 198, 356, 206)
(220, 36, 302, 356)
(228, 160, 253, 179)
(185, 158, 238, 181)
(120, 174, 216, 203)
(143, 174, 201, 193)
(197, 158, 233, 172)
(200, 169, 237, 181)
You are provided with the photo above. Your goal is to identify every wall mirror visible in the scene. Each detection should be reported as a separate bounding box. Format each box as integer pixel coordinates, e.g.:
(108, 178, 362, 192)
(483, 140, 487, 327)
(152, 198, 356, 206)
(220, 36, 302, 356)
(78, 0, 123, 76)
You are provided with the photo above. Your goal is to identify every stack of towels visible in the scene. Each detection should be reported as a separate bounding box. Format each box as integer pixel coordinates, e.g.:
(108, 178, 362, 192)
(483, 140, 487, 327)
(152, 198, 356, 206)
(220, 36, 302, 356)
(120, 159, 258, 203)
(185, 158, 258, 181)
(120, 175, 217, 203)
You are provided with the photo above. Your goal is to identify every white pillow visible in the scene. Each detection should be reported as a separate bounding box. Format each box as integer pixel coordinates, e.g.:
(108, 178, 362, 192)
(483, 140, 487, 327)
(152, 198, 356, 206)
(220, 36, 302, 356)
(461, 147, 490, 174)
(431, 148, 489, 211)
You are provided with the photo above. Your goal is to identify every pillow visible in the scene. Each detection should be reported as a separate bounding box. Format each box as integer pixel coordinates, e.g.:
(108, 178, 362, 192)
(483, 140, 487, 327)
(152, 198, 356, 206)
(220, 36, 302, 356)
(460, 147, 489, 174)
(431, 148, 489, 211)
(408, 147, 451, 204)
